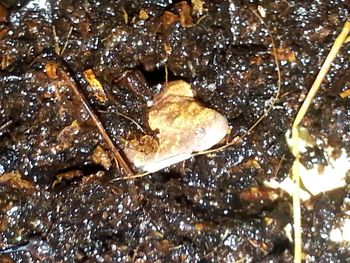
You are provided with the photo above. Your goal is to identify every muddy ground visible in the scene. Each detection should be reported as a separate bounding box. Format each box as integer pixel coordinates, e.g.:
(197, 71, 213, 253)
(0, 0, 349, 262)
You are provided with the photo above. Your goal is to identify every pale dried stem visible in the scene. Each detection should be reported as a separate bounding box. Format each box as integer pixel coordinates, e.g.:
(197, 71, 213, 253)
(290, 21, 350, 263)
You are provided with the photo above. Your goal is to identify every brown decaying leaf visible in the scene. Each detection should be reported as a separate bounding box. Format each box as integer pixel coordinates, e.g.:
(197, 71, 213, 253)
(83, 69, 108, 103)
(52, 170, 83, 188)
(0, 171, 34, 190)
(160, 11, 178, 32)
(176, 1, 193, 27)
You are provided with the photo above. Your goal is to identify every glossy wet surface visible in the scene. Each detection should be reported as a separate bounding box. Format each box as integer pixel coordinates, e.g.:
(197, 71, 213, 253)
(0, 0, 349, 262)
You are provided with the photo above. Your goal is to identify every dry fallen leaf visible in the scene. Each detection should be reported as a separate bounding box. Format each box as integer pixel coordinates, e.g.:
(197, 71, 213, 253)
(160, 11, 179, 31)
(0, 171, 34, 190)
(176, 1, 193, 28)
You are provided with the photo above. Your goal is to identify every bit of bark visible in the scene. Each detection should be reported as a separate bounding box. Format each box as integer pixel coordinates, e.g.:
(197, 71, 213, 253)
(240, 187, 280, 202)
(82, 171, 105, 184)
(0, 216, 7, 232)
(114, 70, 152, 99)
(79, 19, 90, 39)
(156, 240, 171, 254)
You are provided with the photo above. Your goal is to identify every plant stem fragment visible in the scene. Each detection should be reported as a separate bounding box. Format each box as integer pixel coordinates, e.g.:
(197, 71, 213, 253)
(59, 70, 135, 177)
(290, 20, 350, 263)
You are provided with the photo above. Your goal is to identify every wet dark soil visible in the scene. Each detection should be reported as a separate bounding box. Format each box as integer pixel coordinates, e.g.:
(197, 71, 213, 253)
(0, 0, 349, 262)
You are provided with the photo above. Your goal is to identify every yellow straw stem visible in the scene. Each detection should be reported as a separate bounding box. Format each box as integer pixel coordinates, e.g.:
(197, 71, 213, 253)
(291, 21, 350, 263)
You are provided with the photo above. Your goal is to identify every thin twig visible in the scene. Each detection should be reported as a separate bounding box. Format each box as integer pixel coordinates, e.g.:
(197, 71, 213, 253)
(59, 70, 135, 177)
(290, 21, 350, 263)
(274, 154, 285, 179)
(98, 109, 147, 134)
(117, 111, 146, 133)
(112, 171, 152, 181)
(196, 14, 208, 25)
(248, 10, 281, 133)
(52, 25, 61, 55)
(60, 27, 73, 56)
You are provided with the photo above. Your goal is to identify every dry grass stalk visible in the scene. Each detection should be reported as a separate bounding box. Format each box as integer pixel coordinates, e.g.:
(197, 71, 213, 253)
(290, 21, 350, 263)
